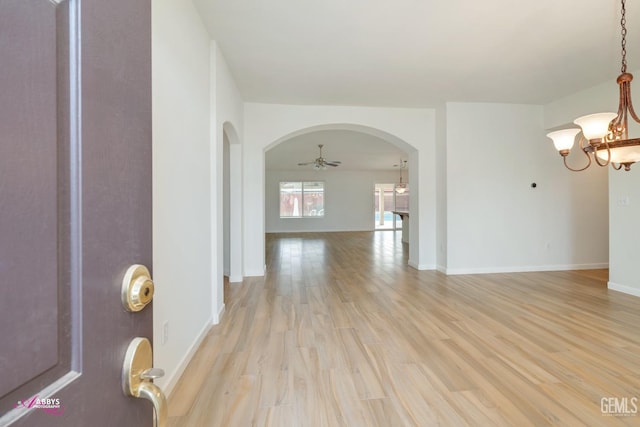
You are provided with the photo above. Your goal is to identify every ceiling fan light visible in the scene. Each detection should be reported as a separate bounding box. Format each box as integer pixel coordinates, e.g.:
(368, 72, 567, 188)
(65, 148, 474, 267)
(573, 112, 618, 141)
(303, 144, 338, 170)
(546, 128, 580, 152)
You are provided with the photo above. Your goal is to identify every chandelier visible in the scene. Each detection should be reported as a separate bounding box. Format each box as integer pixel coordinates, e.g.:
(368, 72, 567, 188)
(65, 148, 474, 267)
(547, 0, 640, 172)
(395, 160, 407, 194)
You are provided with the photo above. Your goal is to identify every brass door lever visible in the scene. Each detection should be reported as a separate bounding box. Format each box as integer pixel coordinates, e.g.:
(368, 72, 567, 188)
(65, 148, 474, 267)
(122, 337, 167, 427)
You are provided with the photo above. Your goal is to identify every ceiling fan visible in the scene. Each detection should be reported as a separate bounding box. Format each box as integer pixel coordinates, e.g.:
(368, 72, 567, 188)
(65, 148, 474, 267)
(297, 144, 341, 170)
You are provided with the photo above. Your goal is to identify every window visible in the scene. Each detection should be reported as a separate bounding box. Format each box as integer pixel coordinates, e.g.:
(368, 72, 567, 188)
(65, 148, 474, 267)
(280, 181, 324, 218)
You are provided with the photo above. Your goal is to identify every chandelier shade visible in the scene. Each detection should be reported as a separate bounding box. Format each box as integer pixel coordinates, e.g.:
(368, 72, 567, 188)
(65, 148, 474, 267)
(546, 129, 580, 152)
(596, 144, 640, 164)
(573, 112, 618, 141)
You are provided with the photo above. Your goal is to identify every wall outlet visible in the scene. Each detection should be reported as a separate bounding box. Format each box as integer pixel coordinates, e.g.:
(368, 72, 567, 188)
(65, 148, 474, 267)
(162, 321, 169, 345)
(617, 196, 631, 207)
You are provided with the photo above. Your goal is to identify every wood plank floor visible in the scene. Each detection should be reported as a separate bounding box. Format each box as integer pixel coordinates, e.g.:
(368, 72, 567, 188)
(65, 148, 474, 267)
(168, 231, 640, 426)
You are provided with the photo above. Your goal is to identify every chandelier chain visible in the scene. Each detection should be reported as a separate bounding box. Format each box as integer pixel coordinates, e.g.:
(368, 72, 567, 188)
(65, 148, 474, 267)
(621, 0, 627, 73)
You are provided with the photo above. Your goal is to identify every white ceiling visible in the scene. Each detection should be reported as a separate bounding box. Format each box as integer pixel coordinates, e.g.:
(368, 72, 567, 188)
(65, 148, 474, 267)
(195, 0, 639, 170)
(194, 0, 637, 107)
(265, 130, 407, 171)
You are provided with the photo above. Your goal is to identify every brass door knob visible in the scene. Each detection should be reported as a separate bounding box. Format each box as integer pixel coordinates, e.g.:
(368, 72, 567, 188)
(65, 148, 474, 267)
(122, 264, 155, 312)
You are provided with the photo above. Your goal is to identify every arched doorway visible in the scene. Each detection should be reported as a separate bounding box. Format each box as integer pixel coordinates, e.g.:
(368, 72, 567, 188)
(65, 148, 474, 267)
(263, 123, 421, 268)
(241, 104, 438, 277)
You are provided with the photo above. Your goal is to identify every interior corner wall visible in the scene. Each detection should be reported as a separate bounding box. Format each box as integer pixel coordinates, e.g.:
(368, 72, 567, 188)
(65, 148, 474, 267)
(608, 167, 640, 296)
(543, 76, 621, 130)
(445, 102, 608, 274)
(228, 142, 243, 283)
(223, 132, 230, 276)
(211, 42, 244, 321)
(410, 137, 437, 270)
(243, 104, 437, 276)
(152, 0, 212, 394)
(545, 69, 640, 297)
(435, 104, 447, 272)
(265, 170, 400, 233)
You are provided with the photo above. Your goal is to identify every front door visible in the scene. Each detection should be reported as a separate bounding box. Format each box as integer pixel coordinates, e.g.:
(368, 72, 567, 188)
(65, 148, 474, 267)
(0, 0, 154, 426)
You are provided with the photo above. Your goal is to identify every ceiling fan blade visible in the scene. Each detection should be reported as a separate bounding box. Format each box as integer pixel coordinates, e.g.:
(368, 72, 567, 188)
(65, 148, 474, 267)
(325, 162, 340, 167)
(327, 160, 341, 164)
(297, 161, 314, 166)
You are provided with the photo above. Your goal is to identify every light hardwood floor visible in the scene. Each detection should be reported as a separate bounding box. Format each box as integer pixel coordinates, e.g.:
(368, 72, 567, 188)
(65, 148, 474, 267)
(168, 231, 640, 426)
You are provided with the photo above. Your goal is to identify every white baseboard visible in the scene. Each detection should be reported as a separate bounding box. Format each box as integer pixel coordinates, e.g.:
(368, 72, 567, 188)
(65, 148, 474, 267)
(163, 318, 213, 398)
(444, 262, 609, 275)
(213, 303, 226, 324)
(408, 260, 436, 270)
(266, 228, 374, 234)
(436, 265, 447, 274)
(229, 275, 243, 283)
(244, 269, 265, 278)
(608, 281, 640, 297)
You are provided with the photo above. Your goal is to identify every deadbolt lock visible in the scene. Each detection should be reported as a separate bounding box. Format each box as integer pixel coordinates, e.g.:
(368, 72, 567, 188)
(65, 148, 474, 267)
(122, 264, 155, 312)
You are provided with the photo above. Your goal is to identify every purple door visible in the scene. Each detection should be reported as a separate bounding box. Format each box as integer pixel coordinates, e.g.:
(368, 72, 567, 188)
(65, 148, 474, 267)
(0, 0, 154, 425)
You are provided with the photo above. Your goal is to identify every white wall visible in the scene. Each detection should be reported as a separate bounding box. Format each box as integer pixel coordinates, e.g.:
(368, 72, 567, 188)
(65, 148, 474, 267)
(545, 69, 640, 297)
(223, 133, 230, 276)
(152, 0, 212, 394)
(544, 77, 620, 130)
(243, 104, 437, 276)
(265, 170, 400, 233)
(435, 103, 447, 271)
(609, 167, 640, 296)
(228, 141, 243, 283)
(210, 43, 244, 314)
(445, 102, 608, 274)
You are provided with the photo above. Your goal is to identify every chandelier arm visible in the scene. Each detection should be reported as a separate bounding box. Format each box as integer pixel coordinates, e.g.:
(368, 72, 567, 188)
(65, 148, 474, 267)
(625, 86, 640, 123)
(563, 138, 592, 171)
(593, 139, 614, 167)
(563, 153, 592, 172)
(616, 84, 627, 127)
(608, 83, 627, 140)
(620, 84, 632, 132)
(612, 162, 623, 170)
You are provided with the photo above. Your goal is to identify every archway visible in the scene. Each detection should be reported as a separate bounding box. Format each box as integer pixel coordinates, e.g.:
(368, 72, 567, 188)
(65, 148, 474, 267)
(264, 123, 421, 267)
(242, 104, 437, 278)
